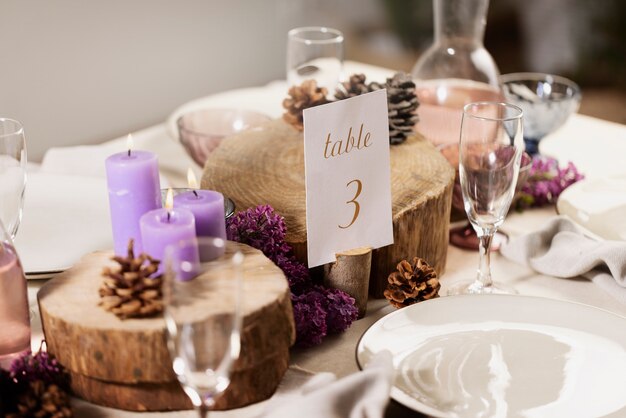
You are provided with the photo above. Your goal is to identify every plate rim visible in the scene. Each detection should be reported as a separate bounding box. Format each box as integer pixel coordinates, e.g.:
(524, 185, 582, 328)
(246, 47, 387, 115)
(355, 294, 626, 417)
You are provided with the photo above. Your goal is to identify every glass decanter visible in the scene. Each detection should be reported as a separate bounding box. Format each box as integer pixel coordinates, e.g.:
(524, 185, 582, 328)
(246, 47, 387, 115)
(0, 218, 30, 369)
(412, 0, 502, 146)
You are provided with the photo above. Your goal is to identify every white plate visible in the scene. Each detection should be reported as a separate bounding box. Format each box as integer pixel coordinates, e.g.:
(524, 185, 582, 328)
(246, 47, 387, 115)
(356, 295, 626, 418)
(14, 172, 112, 275)
(556, 176, 626, 241)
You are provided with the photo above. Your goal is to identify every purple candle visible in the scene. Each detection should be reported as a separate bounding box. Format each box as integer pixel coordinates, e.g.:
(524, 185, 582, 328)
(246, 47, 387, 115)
(140, 189, 198, 279)
(105, 136, 161, 256)
(173, 190, 226, 239)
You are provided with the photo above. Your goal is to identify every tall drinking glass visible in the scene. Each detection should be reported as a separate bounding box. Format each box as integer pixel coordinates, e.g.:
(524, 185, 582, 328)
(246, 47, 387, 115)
(164, 237, 243, 417)
(286, 26, 344, 92)
(0, 118, 27, 240)
(448, 102, 523, 295)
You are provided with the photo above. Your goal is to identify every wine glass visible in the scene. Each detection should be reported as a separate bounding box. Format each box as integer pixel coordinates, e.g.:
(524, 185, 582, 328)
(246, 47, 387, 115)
(286, 26, 344, 92)
(164, 237, 243, 417)
(448, 102, 524, 295)
(0, 118, 27, 240)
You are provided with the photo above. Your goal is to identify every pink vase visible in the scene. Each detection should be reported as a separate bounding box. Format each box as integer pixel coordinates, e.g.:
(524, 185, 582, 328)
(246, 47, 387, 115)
(0, 221, 30, 369)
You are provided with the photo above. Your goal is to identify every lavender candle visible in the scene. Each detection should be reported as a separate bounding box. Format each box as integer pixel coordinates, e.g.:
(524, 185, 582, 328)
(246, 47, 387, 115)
(105, 135, 161, 255)
(173, 190, 226, 239)
(173, 169, 226, 240)
(140, 189, 197, 279)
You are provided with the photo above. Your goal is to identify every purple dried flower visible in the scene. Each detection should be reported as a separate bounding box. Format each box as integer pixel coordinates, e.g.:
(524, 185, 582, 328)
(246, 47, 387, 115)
(292, 291, 327, 347)
(227, 205, 291, 261)
(274, 253, 311, 295)
(318, 287, 359, 333)
(517, 157, 583, 210)
(10, 344, 69, 390)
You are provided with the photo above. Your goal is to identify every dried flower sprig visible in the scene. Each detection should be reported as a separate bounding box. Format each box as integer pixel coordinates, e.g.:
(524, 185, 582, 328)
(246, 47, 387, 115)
(227, 205, 358, 347)
(516, 156, 584, 210)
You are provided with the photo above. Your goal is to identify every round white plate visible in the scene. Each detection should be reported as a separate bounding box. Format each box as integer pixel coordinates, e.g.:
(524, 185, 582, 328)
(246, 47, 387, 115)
(557, 175, 626, 241)
(356, 295, 626, 418)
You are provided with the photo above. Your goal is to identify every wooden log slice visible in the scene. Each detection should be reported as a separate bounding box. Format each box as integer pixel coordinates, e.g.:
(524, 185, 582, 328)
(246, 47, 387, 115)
(202, 119, 454, 297)
(38, 242, 295, 411)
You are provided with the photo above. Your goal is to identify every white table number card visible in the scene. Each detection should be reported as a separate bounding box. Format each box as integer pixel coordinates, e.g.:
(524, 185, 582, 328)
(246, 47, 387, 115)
(303, 89, 394, 267)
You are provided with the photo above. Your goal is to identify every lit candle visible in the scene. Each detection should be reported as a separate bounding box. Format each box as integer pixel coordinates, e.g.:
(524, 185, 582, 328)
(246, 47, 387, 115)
(105, 134, 161, 255)
(139, 189, 197, 273)
(173, 169, 226, 240)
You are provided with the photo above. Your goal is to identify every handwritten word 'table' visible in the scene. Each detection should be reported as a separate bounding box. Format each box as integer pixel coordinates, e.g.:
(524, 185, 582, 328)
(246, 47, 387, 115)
(324, 124, 372, 159)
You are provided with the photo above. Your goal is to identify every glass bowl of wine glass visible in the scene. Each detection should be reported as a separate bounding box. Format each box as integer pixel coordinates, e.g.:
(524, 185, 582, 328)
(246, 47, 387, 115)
(440, 143, 532, 251)
(177, 109, 271, 167)
(500, 73, 581, 155)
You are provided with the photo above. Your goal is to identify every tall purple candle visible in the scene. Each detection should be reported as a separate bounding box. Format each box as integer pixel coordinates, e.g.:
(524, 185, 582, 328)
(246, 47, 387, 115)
(105, 137, 161, 256)
(140, 190, 197, 279)
(173, 190, 226, 239)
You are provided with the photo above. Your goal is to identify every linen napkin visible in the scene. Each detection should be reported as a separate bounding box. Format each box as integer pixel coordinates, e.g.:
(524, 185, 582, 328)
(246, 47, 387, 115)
(259, 350, 394, 418)
(500, 216, 626, 303)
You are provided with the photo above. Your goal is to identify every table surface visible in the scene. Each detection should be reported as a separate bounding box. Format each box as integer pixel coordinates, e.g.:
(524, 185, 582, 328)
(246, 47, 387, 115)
(25, 61, 626, 418)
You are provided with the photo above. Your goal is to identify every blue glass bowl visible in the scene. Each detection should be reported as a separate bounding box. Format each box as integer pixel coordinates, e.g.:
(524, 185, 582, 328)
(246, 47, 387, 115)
(500, 73, 581, 155)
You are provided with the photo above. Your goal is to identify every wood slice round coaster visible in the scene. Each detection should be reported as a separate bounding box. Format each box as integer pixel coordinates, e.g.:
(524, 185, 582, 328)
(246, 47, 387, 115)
(202, 119, 454, 297)
(38, 241, 295, 412)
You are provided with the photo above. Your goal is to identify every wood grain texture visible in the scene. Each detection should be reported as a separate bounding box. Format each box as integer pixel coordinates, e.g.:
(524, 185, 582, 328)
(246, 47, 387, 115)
(202, 119, 454, 297)
(38, 241, 295, 411)
(323, 247, 372, 317)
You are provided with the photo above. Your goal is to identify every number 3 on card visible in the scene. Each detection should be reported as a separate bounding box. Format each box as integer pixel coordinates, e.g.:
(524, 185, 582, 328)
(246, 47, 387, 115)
(338, 179, 362, 229)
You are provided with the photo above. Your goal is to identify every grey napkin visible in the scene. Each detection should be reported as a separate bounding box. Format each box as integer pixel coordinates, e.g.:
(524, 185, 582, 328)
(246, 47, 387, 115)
(501, 216, 626, 303)
(260, 351, 394, 418)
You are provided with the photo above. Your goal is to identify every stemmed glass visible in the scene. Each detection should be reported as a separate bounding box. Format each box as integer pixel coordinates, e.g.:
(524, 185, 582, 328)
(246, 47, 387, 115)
(448, 102, 524, 295)
(164, 237, 243, 417)
(0, 118, 27, 240)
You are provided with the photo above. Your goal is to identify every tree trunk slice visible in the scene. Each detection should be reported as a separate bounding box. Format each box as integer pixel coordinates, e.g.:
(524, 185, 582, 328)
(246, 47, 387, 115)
(323, 247, 372, 318)
(202, 119, 454, 297)
(37, 242, 295, 411)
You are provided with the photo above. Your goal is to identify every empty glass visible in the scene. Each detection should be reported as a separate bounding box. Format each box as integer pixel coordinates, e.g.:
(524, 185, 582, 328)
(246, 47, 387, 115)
(164, 237, 243, 417)
(286, 26, 344, 92)
(0, 119, 27, 239)
(448, 102, 524, 295)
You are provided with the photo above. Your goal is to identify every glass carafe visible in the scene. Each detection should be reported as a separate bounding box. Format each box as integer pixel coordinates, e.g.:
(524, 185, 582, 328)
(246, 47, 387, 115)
(0, 218, 30, 369)
(412, 0, 502, 146)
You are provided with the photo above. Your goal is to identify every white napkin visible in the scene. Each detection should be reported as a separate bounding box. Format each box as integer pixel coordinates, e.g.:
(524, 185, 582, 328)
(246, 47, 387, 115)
(259, 351, 394, 418)
(501, 216, 626, 304)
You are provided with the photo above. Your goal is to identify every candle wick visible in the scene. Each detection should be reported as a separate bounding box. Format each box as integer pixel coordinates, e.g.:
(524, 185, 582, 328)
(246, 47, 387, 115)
(193, 190, 199, 198)
(167, 211, 171, 223)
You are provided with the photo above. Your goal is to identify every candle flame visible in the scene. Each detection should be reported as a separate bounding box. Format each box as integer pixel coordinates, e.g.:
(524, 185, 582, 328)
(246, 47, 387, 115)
(165, 188, 174, 211)
(126, 134, 134, 155)
(187, 168, 199, 189)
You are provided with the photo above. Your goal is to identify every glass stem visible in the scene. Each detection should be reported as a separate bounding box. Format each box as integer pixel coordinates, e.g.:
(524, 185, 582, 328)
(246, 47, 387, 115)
(476, 232, 493, 288)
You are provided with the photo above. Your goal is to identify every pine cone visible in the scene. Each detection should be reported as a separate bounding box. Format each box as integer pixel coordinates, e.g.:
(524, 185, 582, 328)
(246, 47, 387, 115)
(384, 257, 440, 308)
(379, 72, 419, 145)
(282, 79, 330, 131)
(7, 380, 73, 418)
(99, 239, 163, 319)
(334, 73, 369, 100)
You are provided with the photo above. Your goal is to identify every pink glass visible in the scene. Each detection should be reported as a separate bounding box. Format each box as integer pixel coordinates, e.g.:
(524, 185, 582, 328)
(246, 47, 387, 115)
(0, 219, 30, 369)
(177, 109, 271, 167)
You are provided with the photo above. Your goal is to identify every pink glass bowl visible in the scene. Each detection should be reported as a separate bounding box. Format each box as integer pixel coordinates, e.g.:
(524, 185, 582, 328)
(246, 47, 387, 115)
(177, 109, 271, 166)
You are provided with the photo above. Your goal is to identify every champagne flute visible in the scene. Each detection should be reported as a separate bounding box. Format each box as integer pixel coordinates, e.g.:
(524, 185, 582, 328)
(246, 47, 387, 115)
(0, 118, 27, 240)
(448, 102, 524, 295)
(164, 237, 243, 417)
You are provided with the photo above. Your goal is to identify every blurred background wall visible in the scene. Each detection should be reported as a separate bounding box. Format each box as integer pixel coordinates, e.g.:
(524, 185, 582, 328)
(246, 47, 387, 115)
(1, 0, 624, 161)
